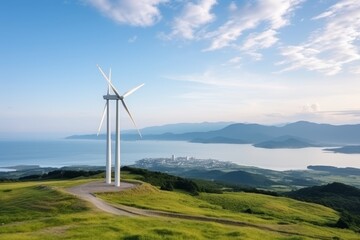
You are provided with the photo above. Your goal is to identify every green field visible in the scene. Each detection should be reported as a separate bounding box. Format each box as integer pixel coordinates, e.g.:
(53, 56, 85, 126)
(97, 183, 359, 239)
(1, 179, 359, 239)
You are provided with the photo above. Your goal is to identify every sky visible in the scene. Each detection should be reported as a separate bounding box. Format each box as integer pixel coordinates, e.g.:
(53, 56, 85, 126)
(1, 0, 360, 138)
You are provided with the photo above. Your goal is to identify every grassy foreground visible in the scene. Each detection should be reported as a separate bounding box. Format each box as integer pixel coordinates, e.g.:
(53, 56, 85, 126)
(0, 179, 358, 239)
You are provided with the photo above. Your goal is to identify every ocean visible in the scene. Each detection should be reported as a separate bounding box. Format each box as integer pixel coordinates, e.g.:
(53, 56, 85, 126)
(0, 139, 360, 171)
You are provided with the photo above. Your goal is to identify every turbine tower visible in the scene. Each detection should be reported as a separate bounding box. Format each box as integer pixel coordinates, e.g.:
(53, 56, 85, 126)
(97, 65, 144, 187)
(97, 68, 112, 184)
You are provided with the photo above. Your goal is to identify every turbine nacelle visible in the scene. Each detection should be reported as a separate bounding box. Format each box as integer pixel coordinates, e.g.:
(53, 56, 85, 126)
(103, 94, 122, 100)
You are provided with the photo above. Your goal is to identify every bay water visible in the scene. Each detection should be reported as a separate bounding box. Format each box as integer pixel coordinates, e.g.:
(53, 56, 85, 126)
(0, 139, 359, 171)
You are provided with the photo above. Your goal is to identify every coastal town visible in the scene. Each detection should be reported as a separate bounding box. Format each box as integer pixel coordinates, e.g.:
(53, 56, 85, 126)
(134, 155, 239, 170)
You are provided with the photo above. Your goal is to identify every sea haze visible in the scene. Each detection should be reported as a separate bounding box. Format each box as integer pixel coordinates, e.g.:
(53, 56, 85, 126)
(0, 139, 359, 170)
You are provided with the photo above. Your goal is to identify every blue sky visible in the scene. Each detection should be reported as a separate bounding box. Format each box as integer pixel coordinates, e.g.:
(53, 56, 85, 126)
(1, 0, 360, 137)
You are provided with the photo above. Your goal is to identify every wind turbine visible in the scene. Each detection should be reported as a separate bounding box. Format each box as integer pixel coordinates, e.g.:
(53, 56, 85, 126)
(97, 65, 144, 187)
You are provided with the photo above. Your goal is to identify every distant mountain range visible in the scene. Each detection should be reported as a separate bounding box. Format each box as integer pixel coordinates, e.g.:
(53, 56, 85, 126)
(122, 121, 234, 135)
(67, 121, 360, 149)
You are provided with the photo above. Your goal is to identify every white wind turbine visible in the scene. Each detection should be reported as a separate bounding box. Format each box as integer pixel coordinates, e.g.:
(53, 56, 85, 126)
(97, 65, 144, 187)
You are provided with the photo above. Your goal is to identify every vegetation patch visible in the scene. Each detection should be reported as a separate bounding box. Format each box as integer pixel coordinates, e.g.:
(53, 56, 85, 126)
(19, 170, 104, 181)
(0, 185, 88, 224)
(122, 166, 200, 195)
(198, 192, 339, 226)
(286, 182, 360, 232)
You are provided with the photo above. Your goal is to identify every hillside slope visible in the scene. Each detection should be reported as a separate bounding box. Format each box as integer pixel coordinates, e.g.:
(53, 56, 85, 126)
(1, 171, 360, 239)
(286, 182, 360, 231)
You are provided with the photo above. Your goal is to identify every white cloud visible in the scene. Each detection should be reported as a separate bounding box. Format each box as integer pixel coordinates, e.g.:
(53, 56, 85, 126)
(278, 0, 360, 75)
(302, 103, 319, 113)
(204, 0, 302, 51)
(277, 46, 342, 75)
(165, 70, 287, 90)
(241, 29, 278, 60)
(88, 0, 167, 27)
(222, 56, 242, 68)
(168, 0, 217, 40)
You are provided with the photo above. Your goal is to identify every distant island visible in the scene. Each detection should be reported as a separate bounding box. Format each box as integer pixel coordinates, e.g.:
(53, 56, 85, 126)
(323, 145, 360, 154)
(308, 165, 360, 175)
(190, 137, 249, 144)
(67, 121, 360, 150)
(253, 136, 318, 149)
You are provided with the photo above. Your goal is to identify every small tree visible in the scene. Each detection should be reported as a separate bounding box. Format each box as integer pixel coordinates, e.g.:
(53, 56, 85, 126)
(160, 181, 174, 191)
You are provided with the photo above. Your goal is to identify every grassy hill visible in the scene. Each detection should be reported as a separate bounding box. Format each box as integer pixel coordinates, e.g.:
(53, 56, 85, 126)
(97, 182, 359, 239)
(1, 171, 359, 239)
(1, 181, 276, 240)
(286, 182, 360, 231)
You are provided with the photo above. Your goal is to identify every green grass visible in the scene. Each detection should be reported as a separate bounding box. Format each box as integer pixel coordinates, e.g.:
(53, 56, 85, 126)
(0, 185, 87, 224)
(198, 192, 339, 225)
(1, 179, 360, 239)
(0, 180, 297, 239)
(0, 213, 297, 240)
(97, 183, 360, 239)
(97, 183, 338, 225)
(97, 183, 266, 223)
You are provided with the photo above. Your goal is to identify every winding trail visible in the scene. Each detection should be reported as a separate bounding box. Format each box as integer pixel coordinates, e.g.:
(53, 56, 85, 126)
(66, 181, 138, 217)
(66, 181, 334, 240)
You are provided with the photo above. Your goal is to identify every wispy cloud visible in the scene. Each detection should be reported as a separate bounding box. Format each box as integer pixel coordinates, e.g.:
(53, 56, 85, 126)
(323, 110, 360, 117)
(128, 35, 137, 43)
(86, 0, 360, 76)
(240, 29, 278, 60)
(278, 0, 360, 75)
(165, 70, 287, 90)
(204, 0, 303, 55)
(87, 0, 167, 27)
(167, 0, 217, 40)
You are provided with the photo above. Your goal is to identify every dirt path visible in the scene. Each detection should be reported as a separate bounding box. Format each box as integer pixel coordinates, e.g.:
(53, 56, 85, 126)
(66, 181, 333, 240)
(66, 181, 138, 216)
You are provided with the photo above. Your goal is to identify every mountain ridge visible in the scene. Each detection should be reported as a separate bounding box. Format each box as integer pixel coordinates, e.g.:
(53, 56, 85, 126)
(67, 121, 360, 149)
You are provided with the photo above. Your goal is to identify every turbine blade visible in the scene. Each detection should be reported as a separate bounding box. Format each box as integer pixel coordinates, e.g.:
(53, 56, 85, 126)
(122, 83, 145, 98)
(97, 103, 107, 136)
(120, 99, 142, 138)
(107, 68, 112, 94)
(97, 65, 122, 98)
